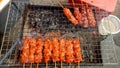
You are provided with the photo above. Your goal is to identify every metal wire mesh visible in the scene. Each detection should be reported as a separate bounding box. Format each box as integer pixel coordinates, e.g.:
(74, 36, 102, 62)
(0, 0, 118, 67)
(0, 0, 28, 66)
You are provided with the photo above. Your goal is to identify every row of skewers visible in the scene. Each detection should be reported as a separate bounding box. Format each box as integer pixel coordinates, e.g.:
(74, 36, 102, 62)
(20, 36, 82, 68)
(58, 0, 96, 28)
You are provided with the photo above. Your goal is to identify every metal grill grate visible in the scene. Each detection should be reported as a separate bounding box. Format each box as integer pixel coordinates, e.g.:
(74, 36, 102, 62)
(0, 0, 118, 67)
(22, 5, 104, 65)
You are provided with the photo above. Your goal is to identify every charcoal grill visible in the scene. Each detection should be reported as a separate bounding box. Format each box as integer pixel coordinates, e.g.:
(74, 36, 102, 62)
(0, 0, 118, 67)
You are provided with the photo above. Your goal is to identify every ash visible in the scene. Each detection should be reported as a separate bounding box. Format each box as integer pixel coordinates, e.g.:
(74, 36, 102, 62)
(28, 9, 64, 30)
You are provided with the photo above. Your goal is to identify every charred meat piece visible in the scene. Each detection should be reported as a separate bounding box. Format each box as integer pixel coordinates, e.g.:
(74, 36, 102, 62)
(63, 8, 78, 25)
(35, 38, 43, 63)
(73, 39, 82, 63)
(59, 38, 66, 62)
(81, 6, 89, 28)
(44, 38, 52, 63)
(74, 7, 82, 25)
(20, 37, 29, 63)
(51, 37, 60, 62)
(65, 39, 74, 64)
(86, 7, 96, 27)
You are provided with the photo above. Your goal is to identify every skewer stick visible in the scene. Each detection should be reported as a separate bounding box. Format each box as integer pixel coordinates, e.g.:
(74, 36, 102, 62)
(37, 63, 39, 68)
(78, 62, 80, 68)
(69, 63, 71, 68)
(23, 63, 25, 68)
(72, 0, 75, 7)
(57, 0, 64, 8)
(55, 62, 56, 68)
(61, 61, 62, 68)
(30, 63, 32, 68)
(46, 63, 48, 68)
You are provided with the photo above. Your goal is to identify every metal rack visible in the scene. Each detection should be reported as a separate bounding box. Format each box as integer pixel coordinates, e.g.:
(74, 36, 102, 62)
(0, 0, 118, 67)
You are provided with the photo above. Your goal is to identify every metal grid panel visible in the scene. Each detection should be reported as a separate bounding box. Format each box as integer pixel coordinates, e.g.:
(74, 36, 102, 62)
(0, 0, 118, 67)
(0, 0, 28, 66)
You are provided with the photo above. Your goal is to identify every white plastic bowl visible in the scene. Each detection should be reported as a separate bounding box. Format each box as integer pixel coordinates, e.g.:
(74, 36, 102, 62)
(99, 15, 120, 35)
(0, 0, 10, 12)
